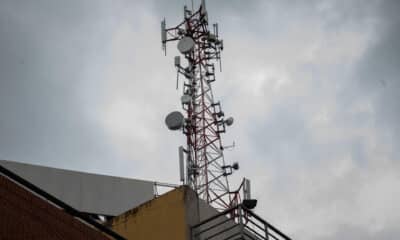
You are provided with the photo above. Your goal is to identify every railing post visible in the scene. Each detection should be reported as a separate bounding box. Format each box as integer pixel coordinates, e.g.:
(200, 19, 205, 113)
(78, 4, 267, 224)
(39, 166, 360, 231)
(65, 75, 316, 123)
(191, 226, 196, 240)
(265, 223, 269, 240)
(238, 205, 244, 238)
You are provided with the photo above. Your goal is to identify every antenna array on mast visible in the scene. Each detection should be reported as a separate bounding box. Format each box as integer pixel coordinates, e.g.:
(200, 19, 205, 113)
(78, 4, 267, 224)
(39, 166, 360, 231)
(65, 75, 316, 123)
(162, 1, 252, 211)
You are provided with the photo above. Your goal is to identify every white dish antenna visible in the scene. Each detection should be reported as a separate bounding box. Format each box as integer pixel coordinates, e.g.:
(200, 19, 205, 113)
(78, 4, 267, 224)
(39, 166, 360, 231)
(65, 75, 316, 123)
(177, 37, 195, 54)
(165, 111, 184, 130)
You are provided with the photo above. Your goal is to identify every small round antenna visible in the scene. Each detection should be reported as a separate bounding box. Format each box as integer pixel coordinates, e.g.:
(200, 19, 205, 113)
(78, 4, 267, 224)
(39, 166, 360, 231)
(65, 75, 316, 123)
(177, 37, 195, 54)
(225, 117, 234, 126)
(232, 162, 239, 170)
(165, 111, 184, 130)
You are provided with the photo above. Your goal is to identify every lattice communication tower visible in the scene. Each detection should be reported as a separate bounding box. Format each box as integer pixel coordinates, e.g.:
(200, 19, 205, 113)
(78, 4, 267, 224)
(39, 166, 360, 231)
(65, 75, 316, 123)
(162, 0, 252, 211)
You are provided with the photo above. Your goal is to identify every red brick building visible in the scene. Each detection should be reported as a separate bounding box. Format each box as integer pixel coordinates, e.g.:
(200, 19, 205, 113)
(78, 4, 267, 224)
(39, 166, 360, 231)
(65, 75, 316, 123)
(0, 166, 123, 240)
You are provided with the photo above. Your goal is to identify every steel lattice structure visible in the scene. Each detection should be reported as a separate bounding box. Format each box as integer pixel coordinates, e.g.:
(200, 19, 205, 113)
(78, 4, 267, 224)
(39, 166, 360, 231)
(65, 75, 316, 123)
(162, 1, 242, 210)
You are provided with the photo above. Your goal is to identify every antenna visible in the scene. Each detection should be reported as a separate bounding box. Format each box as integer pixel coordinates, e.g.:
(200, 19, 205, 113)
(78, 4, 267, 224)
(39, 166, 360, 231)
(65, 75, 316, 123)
(242, 178, 257, 209)
(161, 18, 166, 55)
(162, 0, 248, 212)
(175, 56, 181, 89)
(243, 178, 251, 200)
(179, 146, 185, 183)
(201, 0, 207, 17)
(165, 111, 184, 130)
(177, 37, 195, 54)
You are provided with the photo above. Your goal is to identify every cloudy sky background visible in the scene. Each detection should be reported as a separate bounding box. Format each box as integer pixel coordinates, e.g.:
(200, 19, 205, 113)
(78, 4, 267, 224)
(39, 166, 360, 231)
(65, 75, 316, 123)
(1, 0, 399, 239)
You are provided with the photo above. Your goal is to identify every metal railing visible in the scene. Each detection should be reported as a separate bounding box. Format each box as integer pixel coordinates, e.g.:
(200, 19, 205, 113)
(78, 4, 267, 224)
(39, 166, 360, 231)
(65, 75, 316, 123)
(191, 204, 292, 240)
(153, 181, 180, 197)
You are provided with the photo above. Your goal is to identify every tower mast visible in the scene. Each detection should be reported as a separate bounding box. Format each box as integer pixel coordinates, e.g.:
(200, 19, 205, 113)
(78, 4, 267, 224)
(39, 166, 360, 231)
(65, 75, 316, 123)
(162, 0, 240, 210)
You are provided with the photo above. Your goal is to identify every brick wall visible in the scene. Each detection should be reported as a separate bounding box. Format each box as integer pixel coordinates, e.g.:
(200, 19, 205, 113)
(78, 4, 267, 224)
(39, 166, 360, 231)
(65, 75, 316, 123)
(0, 175, 111, 240)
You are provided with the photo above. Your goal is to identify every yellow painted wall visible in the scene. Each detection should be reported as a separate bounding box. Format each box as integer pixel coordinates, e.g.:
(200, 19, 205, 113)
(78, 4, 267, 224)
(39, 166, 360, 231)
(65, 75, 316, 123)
(109, 187, 187, 240)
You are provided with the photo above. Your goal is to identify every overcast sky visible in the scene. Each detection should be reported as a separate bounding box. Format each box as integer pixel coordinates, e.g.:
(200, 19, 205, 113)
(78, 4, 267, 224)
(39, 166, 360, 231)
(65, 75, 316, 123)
(1, 0, 399, 239)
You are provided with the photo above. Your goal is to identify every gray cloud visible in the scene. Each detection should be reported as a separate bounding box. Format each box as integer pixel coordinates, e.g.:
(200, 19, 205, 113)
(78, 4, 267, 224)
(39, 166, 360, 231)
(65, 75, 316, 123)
(326, 224, 399, 240)
(355, 0, 400, 154)
(0, 0, 399, 239)
(0, 0, 124, 171)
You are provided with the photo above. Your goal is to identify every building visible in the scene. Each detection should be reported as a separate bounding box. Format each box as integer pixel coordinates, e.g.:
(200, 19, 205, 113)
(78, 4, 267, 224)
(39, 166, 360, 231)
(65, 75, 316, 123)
(0, 160, 154, 219)
(0, 162, 123, 240)
(0, 160, 292, 240)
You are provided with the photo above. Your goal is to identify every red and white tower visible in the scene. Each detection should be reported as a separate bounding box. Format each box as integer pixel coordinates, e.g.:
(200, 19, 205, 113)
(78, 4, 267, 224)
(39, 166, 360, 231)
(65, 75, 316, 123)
(162, 0, 251, 211)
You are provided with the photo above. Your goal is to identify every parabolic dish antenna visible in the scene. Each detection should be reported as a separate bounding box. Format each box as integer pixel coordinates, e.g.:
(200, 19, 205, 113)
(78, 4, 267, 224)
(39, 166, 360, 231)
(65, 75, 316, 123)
(165, 111, 184, 130)
(177, 37, 195, 54)
(225, 117, 234, 126)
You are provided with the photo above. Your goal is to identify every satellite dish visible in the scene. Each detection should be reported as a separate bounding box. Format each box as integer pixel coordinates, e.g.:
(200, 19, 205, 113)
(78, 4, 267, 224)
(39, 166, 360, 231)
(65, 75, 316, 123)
(177, 37, 195, 54)
(225, 117, 234, 126)
(181, 95, 191, 104)
(165, 111, 184, 130)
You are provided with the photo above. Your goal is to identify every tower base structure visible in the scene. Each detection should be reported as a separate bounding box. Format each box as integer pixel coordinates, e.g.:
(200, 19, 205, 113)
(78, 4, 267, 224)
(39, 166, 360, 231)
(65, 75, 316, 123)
(109, 186, 292, 240)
